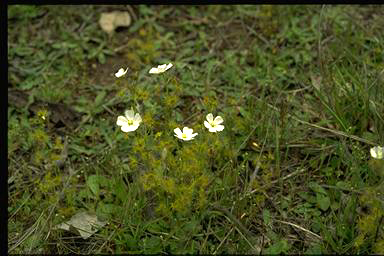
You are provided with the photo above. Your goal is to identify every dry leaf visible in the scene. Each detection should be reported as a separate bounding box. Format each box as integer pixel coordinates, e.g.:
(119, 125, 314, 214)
(55, 211, 107, 239)
(99, 11, 131, 34)
(310, 75, 322, 91)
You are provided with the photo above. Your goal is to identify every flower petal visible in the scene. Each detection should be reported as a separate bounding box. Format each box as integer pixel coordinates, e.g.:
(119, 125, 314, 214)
(116, 116, 128, 126)
(125, 110, 134, 119)
(115, 67, 128, 78)
(214, 116, 224, 124)
(165, 63, 173, 70)
(121, 124, 139, 132)
(158, 64, 167, 70)
(184, 134, 194, 141)
(371, 146, 384, 159)
(371, 147, 377, 158)
(204, 121, 212, 129)
(183, 127, 193, 135)
(149, 67, 159, 74)
(206, 113, 213, 122)
(208, 127, 217, 133)
(216, 124, 224, 131)
(134, 113, 142, 123)
(174, 128, 182, 137)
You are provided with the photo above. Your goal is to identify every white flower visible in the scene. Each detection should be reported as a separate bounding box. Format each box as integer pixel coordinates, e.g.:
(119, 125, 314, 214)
(149, 63, 173, 74)
(204, 113, 224, 133)
(174, 127, 198, 141)
(116, 109, 142, 132)
(115, 67, 128, 78)
(370, 146, 384, 159)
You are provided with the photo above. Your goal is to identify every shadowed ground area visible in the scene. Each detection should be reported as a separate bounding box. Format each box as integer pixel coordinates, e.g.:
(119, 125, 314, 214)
(8, 5, 384, 254)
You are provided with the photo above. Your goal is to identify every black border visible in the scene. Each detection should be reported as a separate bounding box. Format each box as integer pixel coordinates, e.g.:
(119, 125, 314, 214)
(3, 2, 8, 255)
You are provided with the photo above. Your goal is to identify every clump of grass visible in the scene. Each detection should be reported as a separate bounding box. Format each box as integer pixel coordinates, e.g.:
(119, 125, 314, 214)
(114, 65, 229, 220)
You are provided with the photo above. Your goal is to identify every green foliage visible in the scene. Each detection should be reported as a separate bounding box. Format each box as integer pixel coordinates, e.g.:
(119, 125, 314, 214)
(265, 239, 291, 255)
(8, 4, 384, 254)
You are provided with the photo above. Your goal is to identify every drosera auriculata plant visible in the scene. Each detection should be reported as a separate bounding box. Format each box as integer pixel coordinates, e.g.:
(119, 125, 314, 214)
(114, 63, 224, 217)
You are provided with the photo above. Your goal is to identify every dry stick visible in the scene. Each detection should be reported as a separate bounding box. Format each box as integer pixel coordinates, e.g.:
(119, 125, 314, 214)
(243, 20, 270, 46)
(147, 230, 180, 241)
(292, 117, 375, 145)
(370, 98, 384, 123)
(125, 5, 137, 22)
(8, 210, 45, 253)
(247, 168, 306, 196)
(200, 217, 213, 253)
(9, 193, 32, 220)
(182, 110, 201, 125)
(212, 205, 261, 254)
(218, 211, 261, 253)
(213, 212, 249, 254)
(321, 184, 363, 194)
(95, 227, 118, 254)
(102, 105, 117, 116)
(113, 44, 130, 53)
(74, 115, 91, 133)
(234, 226, 260, 254)
(374, 216, 384, 244)
(213, 227, 234, 255)
(57, 239, 80, 254)
(275, 220, 322, 240)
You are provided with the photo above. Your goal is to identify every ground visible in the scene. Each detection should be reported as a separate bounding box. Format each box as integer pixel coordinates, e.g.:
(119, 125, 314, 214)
(7, 5, 384, 254)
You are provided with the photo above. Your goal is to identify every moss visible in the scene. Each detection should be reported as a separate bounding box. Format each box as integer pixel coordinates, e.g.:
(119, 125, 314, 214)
(38, 171, 62, 193)
(354, 187, 384, 251)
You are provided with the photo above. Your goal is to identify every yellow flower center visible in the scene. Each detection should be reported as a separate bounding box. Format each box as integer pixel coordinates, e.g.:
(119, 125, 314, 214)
(210, 121, 216, 127)
(182, 134, 187, 139)
(127, 120, 133, 125)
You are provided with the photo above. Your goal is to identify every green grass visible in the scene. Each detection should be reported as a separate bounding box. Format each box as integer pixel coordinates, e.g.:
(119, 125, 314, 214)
(8, 5, 384, 254)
